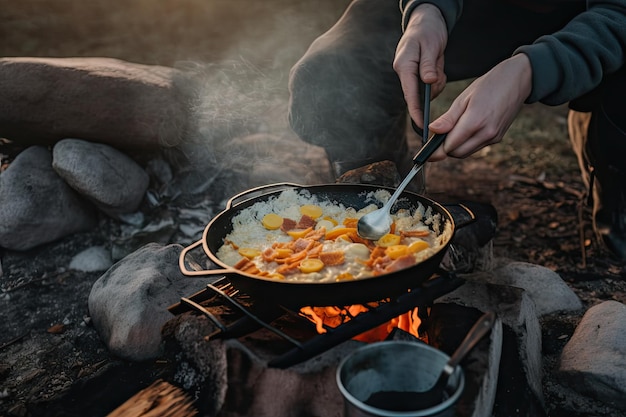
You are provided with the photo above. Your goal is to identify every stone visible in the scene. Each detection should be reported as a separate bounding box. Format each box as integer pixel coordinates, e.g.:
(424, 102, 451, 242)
(162, 314, 228, 416)
(559, 300, 626, 410)
(467, 261, 583, 316)
(69, 246, 114, 272)
(436, 280, 545, 416)
(88, 243, 213, 361)
(0, 146, 97, 251)
(52, 138, 150, 217)
(0, 57, 193, 150)
(425, 305, 503, 417)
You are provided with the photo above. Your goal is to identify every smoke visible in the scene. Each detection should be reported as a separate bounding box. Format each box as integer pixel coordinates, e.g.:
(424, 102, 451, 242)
(158, 1, 352, 196)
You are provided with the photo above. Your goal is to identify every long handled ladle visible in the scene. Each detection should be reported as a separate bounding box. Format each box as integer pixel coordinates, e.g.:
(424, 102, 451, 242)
(357, 84, 447, 240)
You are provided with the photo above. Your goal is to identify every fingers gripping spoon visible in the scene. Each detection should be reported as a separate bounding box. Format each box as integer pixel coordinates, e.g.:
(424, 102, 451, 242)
(357, 84, 447, 241)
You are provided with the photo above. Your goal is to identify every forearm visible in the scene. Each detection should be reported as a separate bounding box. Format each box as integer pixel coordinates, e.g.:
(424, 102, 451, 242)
(516, 0, 626, 105)
(399, 0, 463, 33)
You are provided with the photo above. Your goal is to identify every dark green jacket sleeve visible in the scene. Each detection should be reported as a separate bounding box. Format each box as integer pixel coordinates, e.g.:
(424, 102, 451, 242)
(515, 0, 626, 105)
(399, 0, 463, 33)
(400, 0, 626, 106)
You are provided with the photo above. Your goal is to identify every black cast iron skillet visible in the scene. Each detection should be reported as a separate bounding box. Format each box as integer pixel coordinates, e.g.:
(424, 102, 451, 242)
(179, 183, 475, 309)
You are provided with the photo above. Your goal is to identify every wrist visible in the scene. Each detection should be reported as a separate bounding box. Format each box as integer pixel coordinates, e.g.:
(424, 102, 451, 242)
(511, 53, 533, 102)
(402, 2, 445, 32)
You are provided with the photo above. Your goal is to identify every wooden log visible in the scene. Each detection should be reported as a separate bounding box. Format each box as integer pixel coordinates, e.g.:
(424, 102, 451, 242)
(107, 379, 197, 417)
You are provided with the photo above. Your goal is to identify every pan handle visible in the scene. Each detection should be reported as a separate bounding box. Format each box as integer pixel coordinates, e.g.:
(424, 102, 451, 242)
(225, 182, 304, 210)
(179, 238, 238, 277)
(443, 203, 476, 229)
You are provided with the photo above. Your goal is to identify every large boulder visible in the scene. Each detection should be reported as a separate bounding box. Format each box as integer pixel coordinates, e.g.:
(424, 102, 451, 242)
(0, 57, 194, 150)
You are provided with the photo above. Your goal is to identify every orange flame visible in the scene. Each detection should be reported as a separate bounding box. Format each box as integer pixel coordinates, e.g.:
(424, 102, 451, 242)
(300, 305, 422, 343)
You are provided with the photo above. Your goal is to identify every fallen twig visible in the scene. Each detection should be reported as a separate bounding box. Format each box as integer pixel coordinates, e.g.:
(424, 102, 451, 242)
(508, 174, 584, 199)
(0, 333, 27, 351)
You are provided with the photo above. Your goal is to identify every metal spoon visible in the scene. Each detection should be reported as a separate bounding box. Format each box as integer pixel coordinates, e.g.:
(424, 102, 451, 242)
(357, 85, 447, 240)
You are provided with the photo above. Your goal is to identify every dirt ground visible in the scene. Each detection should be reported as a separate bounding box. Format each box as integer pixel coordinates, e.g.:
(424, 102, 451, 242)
(1, 1, 625, 416)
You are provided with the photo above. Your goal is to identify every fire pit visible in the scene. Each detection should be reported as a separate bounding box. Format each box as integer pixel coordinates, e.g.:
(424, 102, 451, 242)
(163, 274, 505, 417)
(161, 192, 509, 417)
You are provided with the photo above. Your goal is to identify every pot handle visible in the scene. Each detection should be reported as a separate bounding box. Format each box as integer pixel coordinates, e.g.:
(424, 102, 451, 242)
(179, 238, 237, 277)
(443, 203, 476, 229)
(225, 182, 304, 210)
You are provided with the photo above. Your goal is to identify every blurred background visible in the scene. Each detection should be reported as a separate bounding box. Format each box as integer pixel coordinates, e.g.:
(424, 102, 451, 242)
(0, 0, 577, 179)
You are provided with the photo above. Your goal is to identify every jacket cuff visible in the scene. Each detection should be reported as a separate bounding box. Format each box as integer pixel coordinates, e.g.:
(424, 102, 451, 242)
(514, 44, 561, 105)
(400, 0, 462, 34)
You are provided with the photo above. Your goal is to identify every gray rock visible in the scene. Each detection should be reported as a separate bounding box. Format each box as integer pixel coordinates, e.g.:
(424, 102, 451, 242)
(559, 300, 626, 410)
(209, 132, 333, 201)
(52, 139, 149, 217)
(0, 146, 97, 251)
(0, 57, 193, 149)
(467, 261, 583, 316)
(69, 246, 113, 272)
(437, 280, 544, 408)
(88, 243, 212, 361)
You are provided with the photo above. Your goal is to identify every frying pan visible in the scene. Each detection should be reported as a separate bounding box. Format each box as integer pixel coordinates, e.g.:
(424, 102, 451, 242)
(179, 183, 475, 309)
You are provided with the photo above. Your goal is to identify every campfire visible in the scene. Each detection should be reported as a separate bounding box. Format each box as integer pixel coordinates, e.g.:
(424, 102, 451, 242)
(299, 304, 423, 343)
(155, 176, 519, 417)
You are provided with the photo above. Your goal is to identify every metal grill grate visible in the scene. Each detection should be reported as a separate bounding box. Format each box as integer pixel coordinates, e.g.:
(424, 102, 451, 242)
(168, 272, 464, 368)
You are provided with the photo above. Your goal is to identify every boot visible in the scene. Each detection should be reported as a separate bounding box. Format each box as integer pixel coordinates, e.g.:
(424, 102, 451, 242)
(569, 108, 626, 261)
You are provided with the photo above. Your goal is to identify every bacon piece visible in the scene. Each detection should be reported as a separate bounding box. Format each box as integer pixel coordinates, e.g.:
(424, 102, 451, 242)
(262, 247, 276, 262)
(304, 227, 326, 241)
(233, 257, 252, 270)
(280, 218, 297, 232)
(382, 254, 417, 273)
(224, 239, 239, 250)
(297, 214, 316, 229)
(307, 244, 323, 258)
(346, 231, 376, 248)
(320, 251, 345, 266)
(363, 246, 387, 268)
(401, 229, 431, 238)
(277, 261, 301, 275)
(343, 218, 358, 228)
(293, 238, 314, 253)
(233, 257, 264, 276)
(278, 249, 308, 265)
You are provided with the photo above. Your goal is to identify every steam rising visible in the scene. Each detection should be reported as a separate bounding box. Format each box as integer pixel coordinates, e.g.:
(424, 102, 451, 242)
(160, 2, 351, 197)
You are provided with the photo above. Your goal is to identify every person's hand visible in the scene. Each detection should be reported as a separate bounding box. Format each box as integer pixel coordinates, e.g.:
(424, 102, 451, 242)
(393, 3, 448, 131)
(428, 53, 534, 161)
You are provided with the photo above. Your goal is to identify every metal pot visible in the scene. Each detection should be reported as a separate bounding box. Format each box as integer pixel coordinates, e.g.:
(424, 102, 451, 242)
(179, 183, 475, 309)
(337, 341, 465, 417)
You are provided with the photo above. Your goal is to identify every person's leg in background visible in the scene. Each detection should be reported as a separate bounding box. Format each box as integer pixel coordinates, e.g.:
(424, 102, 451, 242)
(288, 0, 408, 179)
(569, 68, 626, 261)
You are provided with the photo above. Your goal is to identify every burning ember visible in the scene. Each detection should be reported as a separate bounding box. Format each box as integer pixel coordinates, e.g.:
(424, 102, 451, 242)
(300, 305, 423, 343)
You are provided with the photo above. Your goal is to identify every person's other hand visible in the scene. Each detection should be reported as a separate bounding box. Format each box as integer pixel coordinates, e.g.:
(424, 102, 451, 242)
(393, 3, 448, 131)
(428, 53, 533, 161)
